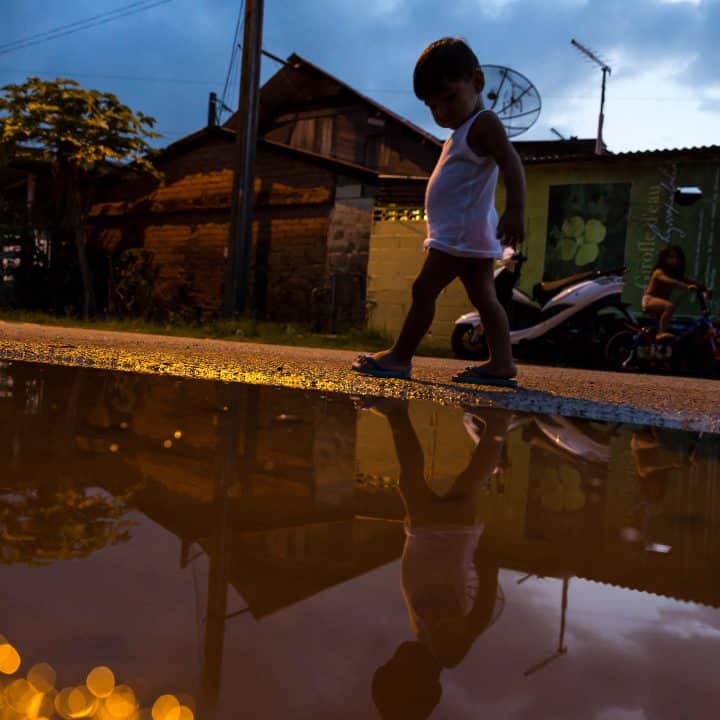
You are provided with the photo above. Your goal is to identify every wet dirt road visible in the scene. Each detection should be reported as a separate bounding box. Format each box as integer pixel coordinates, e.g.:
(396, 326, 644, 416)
(1, 320, 718, 433)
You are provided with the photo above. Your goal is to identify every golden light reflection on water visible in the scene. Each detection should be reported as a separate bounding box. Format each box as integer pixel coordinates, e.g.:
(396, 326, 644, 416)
(0, 641, 194, 720)
(150, 695, 178, 720)
(85, 668, 114, 699)
(0, 637, 22, 675)
(28, 664, 56, 694)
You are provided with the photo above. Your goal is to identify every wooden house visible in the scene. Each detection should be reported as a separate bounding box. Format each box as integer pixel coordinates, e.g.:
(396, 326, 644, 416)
(88, 53, 442, 326)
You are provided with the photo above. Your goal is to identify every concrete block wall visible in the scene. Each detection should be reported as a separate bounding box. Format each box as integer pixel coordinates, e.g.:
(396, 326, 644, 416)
(323, 183, 375, 328)
(366, 219, 473, 346)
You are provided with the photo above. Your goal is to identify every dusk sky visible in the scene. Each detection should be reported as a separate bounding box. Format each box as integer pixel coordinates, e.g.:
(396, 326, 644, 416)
(1, 0, 718, 152)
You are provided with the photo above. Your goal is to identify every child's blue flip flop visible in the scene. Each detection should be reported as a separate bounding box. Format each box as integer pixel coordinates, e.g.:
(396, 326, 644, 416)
(351, 355, 412, 380)
(452, 366, 518, 388)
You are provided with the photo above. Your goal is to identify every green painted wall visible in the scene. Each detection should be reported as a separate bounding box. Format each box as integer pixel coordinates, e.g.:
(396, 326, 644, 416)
(367, 154, 720, 344)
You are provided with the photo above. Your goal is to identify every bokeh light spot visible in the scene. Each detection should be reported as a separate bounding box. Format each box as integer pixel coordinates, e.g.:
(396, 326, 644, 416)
(152, 694, 179, 720)
(87, 666, 115, 698)
(0, 641, 21, 675)
(28, 662, 57, 693)
(67, 685, 98, 717)
(175, 694, 195, 714)
(620, 526, 643, 543)
(55, 687, 75, 718)
(104, 684, 137, 719)
(6, 678, 42, 715)
(173, 430, 182, 440)
(109, 443, 120, 453)
(163, 440, 173, 449)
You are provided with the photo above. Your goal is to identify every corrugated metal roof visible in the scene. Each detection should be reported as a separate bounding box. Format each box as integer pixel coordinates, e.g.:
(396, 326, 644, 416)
(613, 144, 720, 159)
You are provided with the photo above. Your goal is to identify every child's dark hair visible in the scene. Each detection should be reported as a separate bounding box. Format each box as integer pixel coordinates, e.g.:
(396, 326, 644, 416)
(414, 38, 481, 100)
(655, 244, 686, 279)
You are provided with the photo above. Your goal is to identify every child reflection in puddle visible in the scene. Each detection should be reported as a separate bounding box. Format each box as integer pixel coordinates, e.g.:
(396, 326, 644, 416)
(368, 399, 511, 719)
(631, 427, 691, 504)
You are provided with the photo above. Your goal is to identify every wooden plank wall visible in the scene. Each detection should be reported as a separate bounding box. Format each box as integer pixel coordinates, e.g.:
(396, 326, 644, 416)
(89, 137, 336, 320)
(264, 103, 439, 177)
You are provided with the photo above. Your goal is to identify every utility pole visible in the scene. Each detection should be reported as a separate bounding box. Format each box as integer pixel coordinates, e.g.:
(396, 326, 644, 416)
(224, 0, 265, 316)
(571, 39, 611, 156)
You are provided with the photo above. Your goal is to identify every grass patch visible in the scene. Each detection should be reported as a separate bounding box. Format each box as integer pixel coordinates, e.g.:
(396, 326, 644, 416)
(0, 310, 454, 358)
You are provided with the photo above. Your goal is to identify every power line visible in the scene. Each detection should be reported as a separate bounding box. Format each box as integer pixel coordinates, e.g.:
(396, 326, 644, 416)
(0, 0, 176, 57)
(219, 2, 244, 119)
(0, 0, 156, 52)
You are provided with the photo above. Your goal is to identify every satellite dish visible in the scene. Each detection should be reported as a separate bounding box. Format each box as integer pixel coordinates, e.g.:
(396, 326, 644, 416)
(480, 64, 541, 138)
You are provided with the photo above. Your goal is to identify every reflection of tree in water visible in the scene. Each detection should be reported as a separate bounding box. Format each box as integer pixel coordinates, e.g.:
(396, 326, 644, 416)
(0, 487, 135, 566)
(0, 363, 143, 565)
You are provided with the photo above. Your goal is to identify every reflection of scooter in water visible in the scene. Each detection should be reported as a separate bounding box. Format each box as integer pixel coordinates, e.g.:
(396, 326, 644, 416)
(370, 400, 511, 720)
(525, 414, 616, 466)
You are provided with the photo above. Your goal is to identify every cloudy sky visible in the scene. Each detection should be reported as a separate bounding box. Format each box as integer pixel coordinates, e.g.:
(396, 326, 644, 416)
(1, 0, 718, 152)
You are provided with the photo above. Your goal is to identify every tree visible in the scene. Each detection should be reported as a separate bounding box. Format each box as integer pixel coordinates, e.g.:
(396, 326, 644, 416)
(0, 77, 160, 318)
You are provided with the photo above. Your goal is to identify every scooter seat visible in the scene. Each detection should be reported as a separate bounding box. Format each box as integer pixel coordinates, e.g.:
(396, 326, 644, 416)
(533, 270, 597, 303)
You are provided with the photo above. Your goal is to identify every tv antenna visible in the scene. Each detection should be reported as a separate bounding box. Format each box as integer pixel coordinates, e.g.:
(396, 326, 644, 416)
(481, 64, 541, 138)
(571, 39, 611, 155)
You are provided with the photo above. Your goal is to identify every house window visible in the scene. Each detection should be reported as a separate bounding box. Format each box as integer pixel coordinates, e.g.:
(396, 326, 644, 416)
(290, 118, 316, 151)
(317, 117, 333, 156)
(290, 116, 335, 156)
(363, 135, 394, 170)
(376, 141, 393, 169)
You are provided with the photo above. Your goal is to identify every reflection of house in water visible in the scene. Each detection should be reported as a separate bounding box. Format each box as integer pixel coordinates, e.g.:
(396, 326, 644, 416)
(356, 403, 720, 608)
(75, 369, 720, 613)
(71, 373, 406, 615)
(2, 360, 720, 615)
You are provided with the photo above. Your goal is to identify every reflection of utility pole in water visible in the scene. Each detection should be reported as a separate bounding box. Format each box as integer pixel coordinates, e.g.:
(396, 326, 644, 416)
(199, 384, 260, 718)
(523, 575, 569, 676)
(200, 384, 239, 719)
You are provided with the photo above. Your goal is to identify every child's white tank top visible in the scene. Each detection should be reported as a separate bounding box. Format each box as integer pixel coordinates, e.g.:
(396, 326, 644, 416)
(424, 108, 502, 259)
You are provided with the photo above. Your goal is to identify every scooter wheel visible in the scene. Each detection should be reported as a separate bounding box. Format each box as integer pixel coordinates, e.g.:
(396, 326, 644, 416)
(451, 324, 490, 360)
(605, 330, 636, 371)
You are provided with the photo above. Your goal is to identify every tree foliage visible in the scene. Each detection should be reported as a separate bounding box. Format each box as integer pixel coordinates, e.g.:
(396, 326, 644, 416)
(0, 76, 160, 176)
(0, 77, 161, 317)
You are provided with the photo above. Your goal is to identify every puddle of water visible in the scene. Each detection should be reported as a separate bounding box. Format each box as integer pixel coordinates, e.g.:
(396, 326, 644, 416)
(1, 360, 720, 720)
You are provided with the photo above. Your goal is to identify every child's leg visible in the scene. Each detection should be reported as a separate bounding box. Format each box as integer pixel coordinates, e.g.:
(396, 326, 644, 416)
(645, 297, 675, 335)
(446, 409, 512, 500)
(363, 250, 459, 369)
(460, 260, 516, 376)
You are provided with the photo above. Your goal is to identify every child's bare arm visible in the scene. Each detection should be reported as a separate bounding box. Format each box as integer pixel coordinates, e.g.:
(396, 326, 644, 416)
(655, 269, 694, 291)
(683, 276, 705, 291)
(468, 111, 526, 247)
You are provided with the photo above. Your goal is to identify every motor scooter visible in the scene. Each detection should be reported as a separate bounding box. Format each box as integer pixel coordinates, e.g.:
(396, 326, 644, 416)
(452, 253, 633, 366)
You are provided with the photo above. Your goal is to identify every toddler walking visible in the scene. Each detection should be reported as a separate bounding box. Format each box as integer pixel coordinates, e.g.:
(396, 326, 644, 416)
(353, 37, 526, 387)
